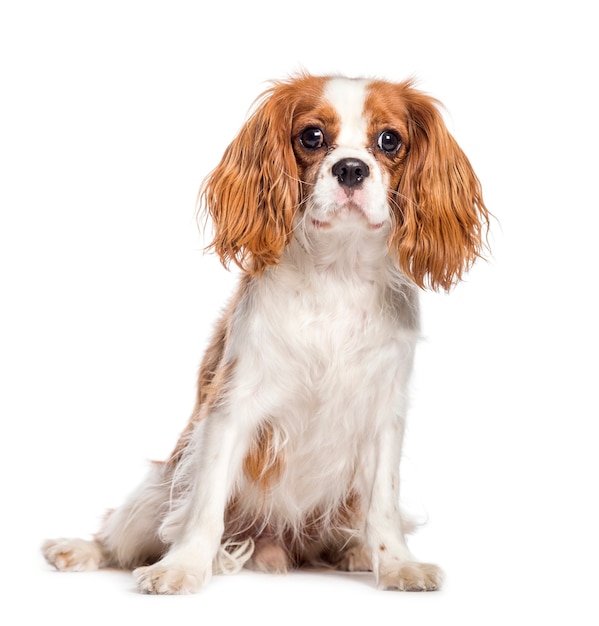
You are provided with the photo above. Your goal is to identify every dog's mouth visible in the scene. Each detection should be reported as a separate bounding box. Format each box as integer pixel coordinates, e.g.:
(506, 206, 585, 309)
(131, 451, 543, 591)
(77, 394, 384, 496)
(310, 202, 387, 231)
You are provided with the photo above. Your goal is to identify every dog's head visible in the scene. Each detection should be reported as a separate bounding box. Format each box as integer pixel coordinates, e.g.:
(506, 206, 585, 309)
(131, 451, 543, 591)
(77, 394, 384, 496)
(200, 74, 488, 290)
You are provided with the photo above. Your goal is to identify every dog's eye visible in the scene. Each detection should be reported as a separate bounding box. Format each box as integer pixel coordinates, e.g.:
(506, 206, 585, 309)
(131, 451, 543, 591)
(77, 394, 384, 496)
(300, 127, 325, 150)
(377, 130, 402, 154)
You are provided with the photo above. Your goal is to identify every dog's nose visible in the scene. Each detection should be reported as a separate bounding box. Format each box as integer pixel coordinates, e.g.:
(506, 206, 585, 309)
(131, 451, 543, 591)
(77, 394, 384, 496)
(332, 158, 370, 188)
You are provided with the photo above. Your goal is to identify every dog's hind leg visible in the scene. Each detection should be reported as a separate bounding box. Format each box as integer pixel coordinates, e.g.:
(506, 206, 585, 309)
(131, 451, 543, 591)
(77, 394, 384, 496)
(43, 463, 171, 572)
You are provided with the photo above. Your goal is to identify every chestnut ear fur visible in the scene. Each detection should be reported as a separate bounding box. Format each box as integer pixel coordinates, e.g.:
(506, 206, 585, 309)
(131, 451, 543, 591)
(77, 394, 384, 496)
(198, 83, 302, 275)
(199, 77, 489, 289)
(392, 86, 490, 291)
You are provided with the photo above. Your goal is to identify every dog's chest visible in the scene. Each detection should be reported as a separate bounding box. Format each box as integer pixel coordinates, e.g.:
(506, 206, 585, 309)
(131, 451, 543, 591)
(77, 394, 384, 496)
(230, 270, 416, 517)
(242, 271, 399, 396)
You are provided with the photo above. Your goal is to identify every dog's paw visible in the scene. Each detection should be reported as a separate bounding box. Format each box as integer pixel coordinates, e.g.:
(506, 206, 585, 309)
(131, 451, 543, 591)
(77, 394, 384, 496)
(42, 538, 105, 572)
(133, 563, 210, 594)
(245, 540, 290, 574)
(336, 543, 372, 572)
(378, 562, 442, 591)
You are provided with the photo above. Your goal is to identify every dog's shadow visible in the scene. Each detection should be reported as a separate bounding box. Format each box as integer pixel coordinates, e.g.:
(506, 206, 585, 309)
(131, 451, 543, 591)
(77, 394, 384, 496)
(120, 566, 375, 595)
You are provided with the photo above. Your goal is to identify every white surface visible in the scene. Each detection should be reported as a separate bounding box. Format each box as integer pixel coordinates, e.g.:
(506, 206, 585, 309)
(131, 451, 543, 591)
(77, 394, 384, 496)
(1, 1, 597, 624)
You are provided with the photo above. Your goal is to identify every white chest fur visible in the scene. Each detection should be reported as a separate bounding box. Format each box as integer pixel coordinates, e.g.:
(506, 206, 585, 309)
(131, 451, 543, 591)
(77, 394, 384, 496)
(227, 245, 419, 525)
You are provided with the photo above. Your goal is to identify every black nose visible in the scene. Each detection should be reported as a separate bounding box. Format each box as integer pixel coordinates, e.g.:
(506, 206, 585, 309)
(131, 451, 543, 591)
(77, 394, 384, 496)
(332, 158, 370, 188)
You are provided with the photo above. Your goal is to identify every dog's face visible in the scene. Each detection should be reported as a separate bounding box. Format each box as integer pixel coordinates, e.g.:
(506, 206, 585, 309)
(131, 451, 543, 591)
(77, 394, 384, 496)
(201, 74, 488, 291)
(291, 78, 406, 235)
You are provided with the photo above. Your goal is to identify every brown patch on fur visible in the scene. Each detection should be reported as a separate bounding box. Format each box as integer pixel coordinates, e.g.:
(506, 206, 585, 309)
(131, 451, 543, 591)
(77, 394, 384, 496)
(222, 489, 364, 569)
(246, 538, 290, 574)
(199, 73, 329, 275)
(336, 543, 372, 572)
(302, 490, 362, 540)
(294, 490, 364, 566)
(366, 79, 490, 292)
(243, 421, 285, 489)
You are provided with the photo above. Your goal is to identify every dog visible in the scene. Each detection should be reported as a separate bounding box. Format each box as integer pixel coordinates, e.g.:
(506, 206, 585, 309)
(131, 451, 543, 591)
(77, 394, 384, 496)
(43, 73, 489, 594)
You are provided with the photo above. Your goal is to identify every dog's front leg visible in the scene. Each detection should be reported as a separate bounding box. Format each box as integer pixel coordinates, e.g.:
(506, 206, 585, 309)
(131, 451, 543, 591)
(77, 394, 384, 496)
(134, 407, 252, 594)
(365, 415, 442, 591)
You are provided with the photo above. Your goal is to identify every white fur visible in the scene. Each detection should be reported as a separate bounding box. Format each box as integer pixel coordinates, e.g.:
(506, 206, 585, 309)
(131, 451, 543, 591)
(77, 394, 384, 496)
(309, 79, 390, 229)
(43, 77, 443, 594)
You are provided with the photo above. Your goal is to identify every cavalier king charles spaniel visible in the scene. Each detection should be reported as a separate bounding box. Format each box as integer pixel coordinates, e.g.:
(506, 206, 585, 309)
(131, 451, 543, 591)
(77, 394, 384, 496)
(43, 73, 489, 594)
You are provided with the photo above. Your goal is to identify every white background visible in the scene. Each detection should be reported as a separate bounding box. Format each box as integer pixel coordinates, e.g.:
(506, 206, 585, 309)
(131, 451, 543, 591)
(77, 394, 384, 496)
(1, 0, 597, 624)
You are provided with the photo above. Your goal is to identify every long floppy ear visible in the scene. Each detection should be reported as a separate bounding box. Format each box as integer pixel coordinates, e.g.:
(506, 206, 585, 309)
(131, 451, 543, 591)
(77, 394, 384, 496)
(392, 86, 489, 291)
(199, 84, 300, 274)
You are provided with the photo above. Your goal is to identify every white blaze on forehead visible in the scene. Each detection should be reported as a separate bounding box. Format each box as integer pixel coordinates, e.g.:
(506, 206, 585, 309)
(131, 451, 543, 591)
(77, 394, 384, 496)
(324, 78, 370, 147)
